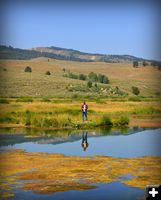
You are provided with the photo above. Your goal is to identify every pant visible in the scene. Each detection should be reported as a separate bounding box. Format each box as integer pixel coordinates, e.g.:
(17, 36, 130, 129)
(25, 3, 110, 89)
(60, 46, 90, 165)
(82, 132, 87, 141)
(82, 111, 88, 121)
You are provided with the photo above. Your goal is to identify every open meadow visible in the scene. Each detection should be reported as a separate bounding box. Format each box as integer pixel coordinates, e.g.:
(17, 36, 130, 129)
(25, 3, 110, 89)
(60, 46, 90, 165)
(0, 58, 161, 129)
(0, 58, 161, 97)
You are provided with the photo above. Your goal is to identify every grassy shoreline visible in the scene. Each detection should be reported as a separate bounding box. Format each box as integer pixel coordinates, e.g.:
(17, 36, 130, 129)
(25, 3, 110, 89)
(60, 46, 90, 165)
(0, 98, 161, 130)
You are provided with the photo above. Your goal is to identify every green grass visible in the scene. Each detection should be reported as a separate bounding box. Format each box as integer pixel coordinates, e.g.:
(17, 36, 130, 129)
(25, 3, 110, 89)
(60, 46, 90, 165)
(41, 98, 51, 102)
(16, 97, 33, 102)
(25, 110, 32, 125)
(0, 116, 19, 124)
(0, 98, 9, 104)
(0, 97, 160, 129)
(132, 107, 161, 114)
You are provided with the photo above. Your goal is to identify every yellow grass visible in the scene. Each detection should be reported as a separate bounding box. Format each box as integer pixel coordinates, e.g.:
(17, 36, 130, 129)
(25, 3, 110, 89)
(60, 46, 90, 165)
(0, 149, 161, 197)
(0, 58, 161, 97)
(0, 100, 161, 128)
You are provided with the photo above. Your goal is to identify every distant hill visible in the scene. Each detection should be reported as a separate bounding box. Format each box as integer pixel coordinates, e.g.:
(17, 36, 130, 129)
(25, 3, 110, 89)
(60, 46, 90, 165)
(0, 45, 152, 63)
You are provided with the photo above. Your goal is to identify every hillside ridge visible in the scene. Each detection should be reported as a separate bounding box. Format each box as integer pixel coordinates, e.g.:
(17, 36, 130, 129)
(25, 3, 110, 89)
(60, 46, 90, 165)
(0, 45, 152, 63)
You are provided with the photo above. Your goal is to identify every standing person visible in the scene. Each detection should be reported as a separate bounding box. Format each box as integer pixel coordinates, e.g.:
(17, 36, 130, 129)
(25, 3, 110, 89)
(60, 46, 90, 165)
(81, 101, 88, 121)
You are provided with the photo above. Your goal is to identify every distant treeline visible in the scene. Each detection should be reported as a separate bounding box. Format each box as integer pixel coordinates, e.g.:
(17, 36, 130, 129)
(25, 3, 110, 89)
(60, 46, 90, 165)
(0, 46, 92, 62)
(0, 45, 156, 63)
(133, 60, 161, 69)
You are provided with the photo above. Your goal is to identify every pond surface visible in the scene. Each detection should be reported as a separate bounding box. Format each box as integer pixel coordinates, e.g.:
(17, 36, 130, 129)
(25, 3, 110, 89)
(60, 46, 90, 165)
(12, 182, 145, 200)
(1, 127, 161, 158)
(0, 127, 161, 200)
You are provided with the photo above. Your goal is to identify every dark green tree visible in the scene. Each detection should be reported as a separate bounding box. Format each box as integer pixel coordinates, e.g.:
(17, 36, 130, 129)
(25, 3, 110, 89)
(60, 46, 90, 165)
(133, 61, 139, 68)
(79, 74, 87, 80)
(102, 75, 109, 84)
(88, 72, 98, 82)
(98, 74, 109, 84)
(94, 83, 98, 88)
(98, 74, 104, 83)
(87, 81, 92, 88)
(132, 86, 140, 95)
(142, 61, 147, 66)
(46, 71, 51, 75)
(24, 66, 32, 72)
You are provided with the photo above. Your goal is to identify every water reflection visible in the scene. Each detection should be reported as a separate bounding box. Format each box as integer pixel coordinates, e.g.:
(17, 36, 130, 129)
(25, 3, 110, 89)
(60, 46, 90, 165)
(81, 131, 89, 151)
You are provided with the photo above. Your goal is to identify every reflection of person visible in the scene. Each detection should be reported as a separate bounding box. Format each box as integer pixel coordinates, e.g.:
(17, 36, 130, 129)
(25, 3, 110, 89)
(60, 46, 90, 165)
(81, 132, 89, 151)
(81, 101, 88, 121)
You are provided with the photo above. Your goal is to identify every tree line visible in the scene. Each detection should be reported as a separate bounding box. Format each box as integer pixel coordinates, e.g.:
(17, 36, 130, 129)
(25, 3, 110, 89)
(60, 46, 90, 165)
(63, 71, 109, 84)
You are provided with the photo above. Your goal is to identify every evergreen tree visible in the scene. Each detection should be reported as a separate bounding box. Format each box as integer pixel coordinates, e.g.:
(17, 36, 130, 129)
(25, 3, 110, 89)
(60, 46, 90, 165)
(79, 74, 87, 80)
(24, 66, 32, 72)
(87, 81, 92, 88)
(132, 86, 140, 95)
(133, 61, 139, 68)
(88, 72, 98, 82)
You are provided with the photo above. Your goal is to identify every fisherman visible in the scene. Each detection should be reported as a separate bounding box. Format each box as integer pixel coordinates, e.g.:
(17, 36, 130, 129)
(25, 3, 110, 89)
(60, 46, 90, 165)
(81, 101, 88, 121)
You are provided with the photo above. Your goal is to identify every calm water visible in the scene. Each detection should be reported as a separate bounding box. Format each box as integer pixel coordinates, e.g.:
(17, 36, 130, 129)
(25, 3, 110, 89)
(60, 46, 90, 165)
(1, 127, 161, 158)
(12, 182, 145, 200)
(1, 127, 161, 200)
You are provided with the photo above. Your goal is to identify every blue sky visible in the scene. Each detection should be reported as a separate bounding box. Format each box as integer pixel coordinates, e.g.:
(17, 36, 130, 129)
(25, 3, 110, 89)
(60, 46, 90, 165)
(0, 1, 160, 60)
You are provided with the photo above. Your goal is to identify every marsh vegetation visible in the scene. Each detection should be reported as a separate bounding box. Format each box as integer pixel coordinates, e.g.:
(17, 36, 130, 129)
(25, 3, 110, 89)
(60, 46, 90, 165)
(0, 98, 161, 129)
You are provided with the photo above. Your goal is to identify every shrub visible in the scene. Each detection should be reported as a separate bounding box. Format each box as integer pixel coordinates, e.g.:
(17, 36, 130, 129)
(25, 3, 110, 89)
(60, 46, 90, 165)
(98, 74, 103, 83)
(115, 116, 129, 126)
(79, 74, 87, 80)
(68, 72, 79, 79)
(88, 72, 98, 82)
(46, 71, 51, 75)
(102, 76, 109, 84)
(87, 81, 92, 88)
(3, 68, 7, 71)
(24, 66, 32, 72)
(132, 86, 140, 96)
(94, 83, 98, 88)
(100, 115, 113, 126)
(98, 74, 109, 84)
